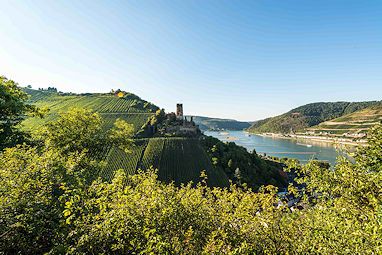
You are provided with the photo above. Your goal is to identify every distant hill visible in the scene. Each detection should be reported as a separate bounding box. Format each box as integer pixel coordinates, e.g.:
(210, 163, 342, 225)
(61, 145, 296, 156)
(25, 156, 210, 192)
(308, 103, 382, 135)
(248, 101, 380, 134)
(188, 116, 251, 131)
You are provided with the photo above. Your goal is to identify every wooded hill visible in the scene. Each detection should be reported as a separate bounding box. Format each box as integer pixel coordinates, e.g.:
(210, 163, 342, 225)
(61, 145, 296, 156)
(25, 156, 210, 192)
(308, 102, 382, 135)
(23, 88, 284, 189)
(248, 101, 380, 134)
(188, 115, 251, 131)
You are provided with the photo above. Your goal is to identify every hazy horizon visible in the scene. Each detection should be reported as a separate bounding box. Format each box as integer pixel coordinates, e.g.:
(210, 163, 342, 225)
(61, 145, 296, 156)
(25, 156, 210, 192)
(1, 0, 381, 121)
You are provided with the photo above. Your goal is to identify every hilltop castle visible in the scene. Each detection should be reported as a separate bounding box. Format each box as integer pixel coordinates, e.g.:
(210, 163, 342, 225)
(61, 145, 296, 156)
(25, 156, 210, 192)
(165, 103, 200, 136)
(176, 103, 183, 119)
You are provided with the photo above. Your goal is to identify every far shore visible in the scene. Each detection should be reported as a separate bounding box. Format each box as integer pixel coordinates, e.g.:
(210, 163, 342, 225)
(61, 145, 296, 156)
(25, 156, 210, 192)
(254, 132, 366, 147)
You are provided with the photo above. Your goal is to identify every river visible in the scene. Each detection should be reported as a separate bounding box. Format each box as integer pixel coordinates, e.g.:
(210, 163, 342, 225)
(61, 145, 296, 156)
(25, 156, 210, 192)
(203, 130, 351, 166)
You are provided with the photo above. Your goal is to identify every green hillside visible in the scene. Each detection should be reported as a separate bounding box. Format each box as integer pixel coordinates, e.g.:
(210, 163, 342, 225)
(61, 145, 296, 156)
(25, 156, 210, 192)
(189, 115, 251, 131)
(308, 103, 382, 136)
(21, 88, 285, 189)
(98, 137, 230, 187)
(22, 88, 157, 133)
(248, 101, 380, 134)
(21, 89, 233, 187)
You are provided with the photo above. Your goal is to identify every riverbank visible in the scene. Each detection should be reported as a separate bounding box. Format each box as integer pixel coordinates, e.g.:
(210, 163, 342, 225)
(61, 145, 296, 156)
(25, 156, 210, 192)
(205, 130, 342, 165)
(256, 132, 366, 147)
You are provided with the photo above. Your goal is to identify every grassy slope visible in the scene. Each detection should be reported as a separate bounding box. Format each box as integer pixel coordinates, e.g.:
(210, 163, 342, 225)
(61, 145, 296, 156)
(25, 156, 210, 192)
(308, 103, 382, 135)
(23, 89, 230, 187)
(248, 101, 380, 134)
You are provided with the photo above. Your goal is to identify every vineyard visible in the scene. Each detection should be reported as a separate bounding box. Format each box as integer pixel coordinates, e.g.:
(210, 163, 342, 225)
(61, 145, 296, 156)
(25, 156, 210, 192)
(22, 89, 230, 187)
(308, 103, 382, 135)
(95, 138, 229, 187)
(101, 113, 153, 133)
(100, 140, 148, 181)
(154, 138, 229, 186)
(22, 89, 156, 133)
(141, 138, 165, 170)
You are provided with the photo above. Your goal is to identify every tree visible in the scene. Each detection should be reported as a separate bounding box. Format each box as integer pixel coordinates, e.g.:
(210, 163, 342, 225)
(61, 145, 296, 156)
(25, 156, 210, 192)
(0, 143, 97, 254)
(0, 76, 40, 149)
(281, 124, 382, 252)
(234, 167, 242, 184)
(227, 159, 234, 169)
(0, 108, 136, 253)
(38, 108, 104, 155)
(108, 118, 135, 153)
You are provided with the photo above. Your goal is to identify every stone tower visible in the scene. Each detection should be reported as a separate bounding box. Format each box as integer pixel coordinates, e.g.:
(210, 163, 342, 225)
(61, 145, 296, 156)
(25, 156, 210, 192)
(176, 103, 183, 119)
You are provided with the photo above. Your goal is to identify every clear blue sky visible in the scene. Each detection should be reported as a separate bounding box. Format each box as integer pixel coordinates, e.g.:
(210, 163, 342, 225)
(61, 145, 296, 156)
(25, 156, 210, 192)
(0, 0, 381, 121)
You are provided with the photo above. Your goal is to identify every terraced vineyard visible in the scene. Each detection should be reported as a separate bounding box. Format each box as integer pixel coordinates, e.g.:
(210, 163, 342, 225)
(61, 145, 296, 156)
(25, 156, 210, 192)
(22, 89, 156, 133)
(308, 103, 382, 135)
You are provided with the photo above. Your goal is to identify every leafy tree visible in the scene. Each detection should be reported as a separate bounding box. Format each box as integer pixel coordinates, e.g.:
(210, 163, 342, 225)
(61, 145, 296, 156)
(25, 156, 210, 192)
(201, 135, 286, 189)
(108, 118, 135, 153)
(0, 144, 95, 254)
(38, 108, 104, 154)
(0, 76, 42, 149)
(0, 107, 136, 253)
(234, 167, 242, 184)
(37, 108, 134, 155)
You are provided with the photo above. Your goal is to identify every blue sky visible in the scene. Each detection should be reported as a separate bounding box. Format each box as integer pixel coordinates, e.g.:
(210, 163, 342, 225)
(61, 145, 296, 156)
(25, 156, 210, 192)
(0, 0, 381, 121)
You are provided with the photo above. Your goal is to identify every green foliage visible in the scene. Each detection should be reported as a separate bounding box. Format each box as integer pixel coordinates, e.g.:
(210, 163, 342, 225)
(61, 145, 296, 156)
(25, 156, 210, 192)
(138, 108, 167, 137)
(280, 124, 382, 253)
(160, 138, 227, 187)
(21, 88, 157, 133)
(38, 108, 104, 154)
(2, 81, 381, 253)
(108, 118, 135, 153)
(0, 107, 137, 253)
(1, 122, 382, 253)
(101, 113, 153, 133)
(357, 124, 382, 173)
(201, 135, 286, 190)
(0, 144, 101, 254)
(0, 76, 43, 149)
(63, 169, 281, 254)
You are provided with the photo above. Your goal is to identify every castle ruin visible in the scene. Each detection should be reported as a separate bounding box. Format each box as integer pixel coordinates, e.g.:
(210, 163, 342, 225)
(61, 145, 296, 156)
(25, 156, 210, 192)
(164, 103, 200, 136)
(176, 103, 183, 119)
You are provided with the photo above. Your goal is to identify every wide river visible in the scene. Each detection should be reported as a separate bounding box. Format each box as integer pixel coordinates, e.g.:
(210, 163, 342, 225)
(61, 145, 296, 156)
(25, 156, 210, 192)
(204, 130, 348, 166)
